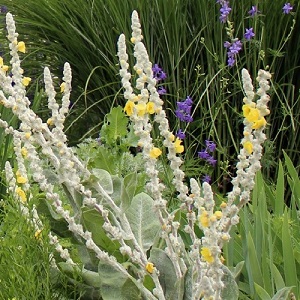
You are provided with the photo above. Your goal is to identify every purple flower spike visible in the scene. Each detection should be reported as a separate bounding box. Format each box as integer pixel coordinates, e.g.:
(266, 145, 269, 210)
(282, 3, 293, 14)
(175, 96, 193, 123)
(244, 28, 255, 40)
(248, 5, 259, 17)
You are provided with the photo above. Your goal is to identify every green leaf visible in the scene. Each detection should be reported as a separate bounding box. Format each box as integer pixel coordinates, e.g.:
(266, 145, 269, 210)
(246, 232, 263, 288)
(101, 106, 128, 144)
(98, 260, 140, 300)
(94, 146, 118, 174)
(271, 287, 294, 300)
(91, 168, 113, 194)
(275, 160, 284, 215)
(221, 265, 239, 300)
(282, 210, 297, 295)
(121, 172, 144, 211)
(81, 207, 121, 255)
(283, 151, 300, 207)
(149, 248, 180, 299)
(126, 193, 160, 252)
(254, 283, 271, 300)
(270, 263, 285, 292)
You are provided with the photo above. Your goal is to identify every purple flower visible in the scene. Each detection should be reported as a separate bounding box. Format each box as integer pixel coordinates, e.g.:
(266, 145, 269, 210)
(198, 150, 210, 160)
(152, 64, 167, 81)
(282, 3, 293, 14)
(224, 41, 231, 48)
(0, 5, 7, 13)
(248, 5, 259, 17)
(206, 156, 217, 167)
(216, 0, 231, 23)
(176, 129, 186, 140)
(175, 96, 193, 123)
(244, 28, 255, 40)
(224, 39, 242, 67)
(158, 86, 166, 95)
(205, 140, 216, 152)
(202, 174, 211, 183)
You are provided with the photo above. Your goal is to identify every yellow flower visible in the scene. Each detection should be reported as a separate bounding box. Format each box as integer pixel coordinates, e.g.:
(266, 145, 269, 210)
(60, 82, 66, 93)
(130, 37, 136, 44)
(199, 210, 210, 228)
(22, 77, 31, 87)
(47, 118, 54, 126)
(0, 57, 3, 65)
(24, 132, 31, 139)
(201, 247, 214, 263)
(2, 65, 9, 72)
(136, 103, 146, 116)
(252, 117, 266, 129)
(17, 41, 26, 53)
(16, 187, 27, 203)
(243, 141, 253, 155)
(214, 211, 222, 219)
(146, 101, 155, 114)
(242, 104, 259, 122)
(17, 175, 27, 184)
(21, 147, 28, 158)
(124, 100, 135, 116)
(220, 201, 227, 209)
(145, 262, 154, 274)
(168, 133, 175, 142)
(174, 138, 184, 154)
(149, 147, 162, 159)
(34, 229, 42, 239)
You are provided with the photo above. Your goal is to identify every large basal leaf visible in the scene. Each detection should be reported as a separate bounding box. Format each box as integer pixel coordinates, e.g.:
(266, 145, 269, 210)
(98, 260, 140, 300)
(126, 193, 160, 252)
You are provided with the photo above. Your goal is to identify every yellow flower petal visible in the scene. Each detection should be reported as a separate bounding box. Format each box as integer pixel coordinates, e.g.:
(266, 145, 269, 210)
(146, 101, 155, 114)
(174, 138, 184, 154)
(16, 187, 27, 203)
(243, 141, 253, 155)
(21, 147, 28, 158)
(17, 176, 27, 184)
(149, 147, 162, 159)
(136, 103, 146, 116)
(201, 247, 214, 263)
(60, 82, 66, 93)
(124, 100, 135, 116)
(145, 262, 154, 274)
(35, 229, 42, 239)
(252, 117, 266, 129)
(17, 41, 26, 53)
(22, 77, 31, 87)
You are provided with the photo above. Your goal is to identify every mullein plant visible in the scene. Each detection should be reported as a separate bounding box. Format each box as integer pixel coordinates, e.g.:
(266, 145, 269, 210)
(119, 11, 271, 299)
(0, 11, 272, 300)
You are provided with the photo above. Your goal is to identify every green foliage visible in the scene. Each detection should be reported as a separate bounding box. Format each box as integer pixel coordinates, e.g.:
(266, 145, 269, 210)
(0, 196, 75, 299)
(224, 154, 300, 300)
